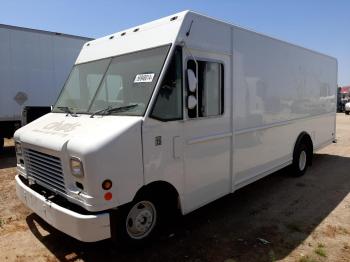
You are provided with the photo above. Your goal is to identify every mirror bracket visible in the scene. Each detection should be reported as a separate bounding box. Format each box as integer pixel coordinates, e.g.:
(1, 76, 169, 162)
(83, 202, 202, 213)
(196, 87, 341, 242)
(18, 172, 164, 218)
(187, 95, 197, 110)
(187, 69, 197, 93)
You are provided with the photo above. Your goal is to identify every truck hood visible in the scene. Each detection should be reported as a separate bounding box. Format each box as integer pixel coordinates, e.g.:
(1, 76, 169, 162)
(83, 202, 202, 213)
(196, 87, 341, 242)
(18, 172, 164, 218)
(14, 113, 142, 152)
(14, 113, 144, 211)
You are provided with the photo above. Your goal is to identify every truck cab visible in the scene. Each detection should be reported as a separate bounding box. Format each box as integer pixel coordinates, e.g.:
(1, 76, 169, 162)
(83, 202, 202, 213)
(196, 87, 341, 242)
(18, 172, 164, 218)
(14, 11, 232, 243)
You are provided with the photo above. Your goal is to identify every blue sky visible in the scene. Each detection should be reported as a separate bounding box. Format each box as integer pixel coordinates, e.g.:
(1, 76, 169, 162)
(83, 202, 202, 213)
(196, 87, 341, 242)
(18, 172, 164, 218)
(1, 0, 349, 85)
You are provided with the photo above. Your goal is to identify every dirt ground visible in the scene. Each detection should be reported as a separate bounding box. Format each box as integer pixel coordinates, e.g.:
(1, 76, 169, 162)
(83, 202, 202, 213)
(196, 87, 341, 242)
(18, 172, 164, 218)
(1, 114, 350, 262)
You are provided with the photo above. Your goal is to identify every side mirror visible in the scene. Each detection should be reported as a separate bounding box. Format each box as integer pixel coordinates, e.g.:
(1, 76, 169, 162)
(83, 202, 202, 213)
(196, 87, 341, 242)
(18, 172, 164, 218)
(187, 69, 197, 92)
(187, 95, 197, 110)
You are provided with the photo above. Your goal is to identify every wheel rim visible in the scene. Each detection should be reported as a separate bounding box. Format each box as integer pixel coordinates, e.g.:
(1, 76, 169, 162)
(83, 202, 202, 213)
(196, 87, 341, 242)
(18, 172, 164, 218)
(126, 200, 157, 239)
(299, 150, 307, 171)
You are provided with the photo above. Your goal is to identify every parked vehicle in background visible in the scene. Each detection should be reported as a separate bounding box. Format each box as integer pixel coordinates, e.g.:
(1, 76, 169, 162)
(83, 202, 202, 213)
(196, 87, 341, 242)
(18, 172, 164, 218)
(0, 24, 91, 150)
(345, 102, 350, 115)
(337, 86, 350, 112)
(14, 11, 337, 245)
(337, 87, 342, 112)
(21, 106, 52, 126)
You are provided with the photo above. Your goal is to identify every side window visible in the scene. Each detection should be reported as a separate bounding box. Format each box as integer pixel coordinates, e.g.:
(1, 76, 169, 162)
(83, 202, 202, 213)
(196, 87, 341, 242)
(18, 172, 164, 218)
(187, 60, 224, 118)
(150, 47, 183, 121)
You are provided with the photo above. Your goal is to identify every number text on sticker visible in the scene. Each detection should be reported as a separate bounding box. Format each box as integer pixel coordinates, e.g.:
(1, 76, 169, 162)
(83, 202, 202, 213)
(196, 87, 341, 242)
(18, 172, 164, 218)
(134, 73, 155, 83)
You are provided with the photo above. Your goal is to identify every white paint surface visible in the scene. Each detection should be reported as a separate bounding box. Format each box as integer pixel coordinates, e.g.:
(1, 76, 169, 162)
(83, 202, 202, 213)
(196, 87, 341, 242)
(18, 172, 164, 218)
(14, 11, 337, 241)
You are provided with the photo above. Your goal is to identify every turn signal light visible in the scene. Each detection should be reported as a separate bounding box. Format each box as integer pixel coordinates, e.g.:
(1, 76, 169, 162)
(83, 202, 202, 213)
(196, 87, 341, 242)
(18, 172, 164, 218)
(104, 192, 112, 201)
(102, 179, 112, 190)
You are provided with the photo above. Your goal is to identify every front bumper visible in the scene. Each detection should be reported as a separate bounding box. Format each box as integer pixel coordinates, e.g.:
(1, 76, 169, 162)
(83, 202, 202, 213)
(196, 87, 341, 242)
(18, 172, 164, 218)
(15, 175, 111, 242)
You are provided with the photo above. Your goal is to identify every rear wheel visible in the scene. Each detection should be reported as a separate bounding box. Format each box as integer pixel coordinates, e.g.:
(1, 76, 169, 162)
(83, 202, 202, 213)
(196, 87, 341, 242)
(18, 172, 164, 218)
(345, 111, 349, 115)
(291, 143, 311, 177)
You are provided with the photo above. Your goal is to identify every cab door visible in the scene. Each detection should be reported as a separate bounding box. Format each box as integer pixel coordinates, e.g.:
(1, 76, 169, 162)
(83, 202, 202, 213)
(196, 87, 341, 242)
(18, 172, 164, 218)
(182, 51, 232, 213)
(142, 47, 185, 204)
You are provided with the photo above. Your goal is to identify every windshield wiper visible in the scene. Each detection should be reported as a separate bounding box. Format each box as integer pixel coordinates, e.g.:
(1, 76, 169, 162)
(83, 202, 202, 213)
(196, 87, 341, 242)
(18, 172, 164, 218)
(57, 106, 78, 117)
(90, 104, 138, 118)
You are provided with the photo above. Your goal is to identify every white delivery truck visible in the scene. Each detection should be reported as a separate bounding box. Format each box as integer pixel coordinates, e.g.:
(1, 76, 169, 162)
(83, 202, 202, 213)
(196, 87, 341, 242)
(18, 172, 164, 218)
(14, 11, 337, 244)
(0, 24, 91, 149)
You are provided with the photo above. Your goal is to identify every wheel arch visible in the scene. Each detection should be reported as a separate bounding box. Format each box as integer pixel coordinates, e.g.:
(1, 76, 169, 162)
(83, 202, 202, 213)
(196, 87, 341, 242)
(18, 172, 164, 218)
(134, 180, 182, 213)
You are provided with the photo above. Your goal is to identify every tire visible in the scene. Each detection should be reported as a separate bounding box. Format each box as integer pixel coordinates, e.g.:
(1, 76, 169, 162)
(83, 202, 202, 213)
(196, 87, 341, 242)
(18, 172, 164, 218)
(346, 111, 349, 115)
(113, 195, 161, 247)
(291, 143, 310, 177)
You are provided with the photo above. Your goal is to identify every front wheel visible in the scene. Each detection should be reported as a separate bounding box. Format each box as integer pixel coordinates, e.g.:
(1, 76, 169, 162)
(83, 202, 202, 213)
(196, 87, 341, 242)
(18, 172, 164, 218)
(291, 143, 311, 177)
(113, 197, 160, 247)
(125, 200, 157, 240)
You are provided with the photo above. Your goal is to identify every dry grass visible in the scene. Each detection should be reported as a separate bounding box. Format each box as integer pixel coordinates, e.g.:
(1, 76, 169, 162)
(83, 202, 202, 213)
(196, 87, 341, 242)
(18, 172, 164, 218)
(314, 243, 327, 257)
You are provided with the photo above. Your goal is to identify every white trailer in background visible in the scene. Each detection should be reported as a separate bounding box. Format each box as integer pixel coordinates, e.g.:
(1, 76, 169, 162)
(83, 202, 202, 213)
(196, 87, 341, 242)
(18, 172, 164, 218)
(14, 11, 337, 244)
(0, 24, 91, 149)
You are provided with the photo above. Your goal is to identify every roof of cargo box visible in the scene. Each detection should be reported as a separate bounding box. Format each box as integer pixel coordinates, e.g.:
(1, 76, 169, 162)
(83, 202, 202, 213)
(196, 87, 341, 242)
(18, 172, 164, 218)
(76, 10, 336, 64)
(0, 23, 92, 41)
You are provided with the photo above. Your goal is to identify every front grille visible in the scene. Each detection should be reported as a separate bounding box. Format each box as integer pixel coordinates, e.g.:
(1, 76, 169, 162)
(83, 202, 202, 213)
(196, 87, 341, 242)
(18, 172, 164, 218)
(23, 149, 66, 195)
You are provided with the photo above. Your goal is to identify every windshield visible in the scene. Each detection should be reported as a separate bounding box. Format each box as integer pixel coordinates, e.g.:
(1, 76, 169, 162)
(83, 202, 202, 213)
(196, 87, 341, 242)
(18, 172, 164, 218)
(53, 45, 170, 116)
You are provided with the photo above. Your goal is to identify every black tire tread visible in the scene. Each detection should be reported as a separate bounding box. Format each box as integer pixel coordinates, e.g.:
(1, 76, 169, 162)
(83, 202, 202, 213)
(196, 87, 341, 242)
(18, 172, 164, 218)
(291, 143, 310, 177)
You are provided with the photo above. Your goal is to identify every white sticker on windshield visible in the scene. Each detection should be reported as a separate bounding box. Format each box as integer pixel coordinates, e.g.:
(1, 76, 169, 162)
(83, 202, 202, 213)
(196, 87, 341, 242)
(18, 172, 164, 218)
(134, 73, 155, 83)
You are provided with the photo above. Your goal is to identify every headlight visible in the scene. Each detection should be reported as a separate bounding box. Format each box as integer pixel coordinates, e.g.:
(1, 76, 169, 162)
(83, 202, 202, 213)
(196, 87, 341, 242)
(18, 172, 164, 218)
(70, 157, 84, 177)
(15, 142, 22, 155)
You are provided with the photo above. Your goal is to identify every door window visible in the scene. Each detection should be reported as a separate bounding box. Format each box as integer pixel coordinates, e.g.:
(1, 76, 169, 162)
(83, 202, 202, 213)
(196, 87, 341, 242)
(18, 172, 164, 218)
(150, 47, 183, 121)
(187, 60, 224, 118)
